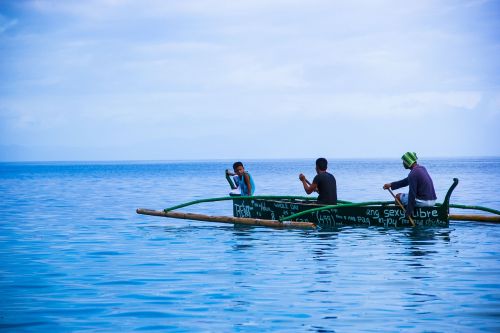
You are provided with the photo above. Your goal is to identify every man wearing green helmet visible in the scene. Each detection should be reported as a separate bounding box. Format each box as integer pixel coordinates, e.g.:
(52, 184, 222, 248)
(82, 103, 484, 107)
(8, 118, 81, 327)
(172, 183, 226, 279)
(383, 152, 437, 218)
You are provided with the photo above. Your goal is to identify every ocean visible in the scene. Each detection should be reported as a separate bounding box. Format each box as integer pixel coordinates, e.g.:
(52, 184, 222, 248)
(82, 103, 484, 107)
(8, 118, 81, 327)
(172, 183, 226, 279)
(1, 158, 499, 332)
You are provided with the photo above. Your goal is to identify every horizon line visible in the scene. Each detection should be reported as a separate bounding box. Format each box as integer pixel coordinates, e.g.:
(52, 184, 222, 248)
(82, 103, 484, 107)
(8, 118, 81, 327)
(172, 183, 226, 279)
(1, 155, 499, 164)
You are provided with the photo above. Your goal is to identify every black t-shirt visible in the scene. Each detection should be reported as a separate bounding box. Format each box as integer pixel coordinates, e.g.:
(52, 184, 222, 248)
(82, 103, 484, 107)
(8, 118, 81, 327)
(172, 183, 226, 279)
(313, 172, 337, 205)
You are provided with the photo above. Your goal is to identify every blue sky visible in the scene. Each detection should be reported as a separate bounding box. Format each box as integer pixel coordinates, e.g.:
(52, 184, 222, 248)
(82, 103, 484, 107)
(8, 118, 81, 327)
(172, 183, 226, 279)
(0, 0, 499, 161)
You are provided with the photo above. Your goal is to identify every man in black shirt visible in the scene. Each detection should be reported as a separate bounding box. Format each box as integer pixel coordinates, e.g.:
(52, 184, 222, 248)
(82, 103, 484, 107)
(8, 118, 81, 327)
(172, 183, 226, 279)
(299, 157, 337, 205)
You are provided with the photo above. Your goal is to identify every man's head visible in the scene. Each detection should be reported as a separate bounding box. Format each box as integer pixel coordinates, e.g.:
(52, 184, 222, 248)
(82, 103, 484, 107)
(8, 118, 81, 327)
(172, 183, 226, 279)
(315, 158, 328, 172)
(401, 152, 418, 169)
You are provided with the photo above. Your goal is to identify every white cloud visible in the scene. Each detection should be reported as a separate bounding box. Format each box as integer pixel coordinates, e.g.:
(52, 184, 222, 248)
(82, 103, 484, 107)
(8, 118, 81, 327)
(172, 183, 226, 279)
(1, 0, 499, 160)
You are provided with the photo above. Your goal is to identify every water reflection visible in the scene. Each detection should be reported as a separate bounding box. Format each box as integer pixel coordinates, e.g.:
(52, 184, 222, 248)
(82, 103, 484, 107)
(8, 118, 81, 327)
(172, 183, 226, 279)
(302, 230, 340, 262)
(231, 226, 259, 251)
(310, 326, 337, 333)
(404, 227, 451, 258)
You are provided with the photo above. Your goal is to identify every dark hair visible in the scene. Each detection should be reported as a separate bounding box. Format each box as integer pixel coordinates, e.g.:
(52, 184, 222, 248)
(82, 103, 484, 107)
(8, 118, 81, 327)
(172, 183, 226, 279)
(316, 157, 328, 171)
(233, 161, 244, 170)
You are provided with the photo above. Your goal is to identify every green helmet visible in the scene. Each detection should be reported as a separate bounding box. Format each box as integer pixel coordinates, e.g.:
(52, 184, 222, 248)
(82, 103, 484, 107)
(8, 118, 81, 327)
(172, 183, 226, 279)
(401, 152, 418, 168)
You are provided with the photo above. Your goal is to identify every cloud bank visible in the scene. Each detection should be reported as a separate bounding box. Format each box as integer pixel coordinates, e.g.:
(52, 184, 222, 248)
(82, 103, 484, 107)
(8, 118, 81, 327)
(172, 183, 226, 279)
(0, 0, 499, 161)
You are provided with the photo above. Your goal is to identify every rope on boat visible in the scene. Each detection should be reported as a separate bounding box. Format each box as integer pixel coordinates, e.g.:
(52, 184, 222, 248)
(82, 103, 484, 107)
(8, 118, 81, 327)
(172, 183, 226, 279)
(164, 195, 351, 212)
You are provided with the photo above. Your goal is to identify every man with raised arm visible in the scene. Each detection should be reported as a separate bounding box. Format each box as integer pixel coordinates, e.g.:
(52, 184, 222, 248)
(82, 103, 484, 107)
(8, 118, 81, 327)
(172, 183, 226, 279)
(299, 157, 337, 205)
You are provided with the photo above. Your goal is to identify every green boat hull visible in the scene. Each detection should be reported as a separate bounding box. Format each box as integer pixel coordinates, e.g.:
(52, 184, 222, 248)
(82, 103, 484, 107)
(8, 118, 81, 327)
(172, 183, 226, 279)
(233, 178, 459, 228)
(232, 198, 446, 227)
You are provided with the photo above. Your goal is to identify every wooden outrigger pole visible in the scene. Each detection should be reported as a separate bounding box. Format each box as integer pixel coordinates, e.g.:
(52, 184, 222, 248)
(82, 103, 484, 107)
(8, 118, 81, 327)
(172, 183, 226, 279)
(449, 214, 500, 223)
(136, 208, 316, 229)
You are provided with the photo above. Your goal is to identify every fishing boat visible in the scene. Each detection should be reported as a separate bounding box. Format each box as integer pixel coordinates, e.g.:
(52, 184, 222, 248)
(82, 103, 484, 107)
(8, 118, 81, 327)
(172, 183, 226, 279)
(137, 178, 500, 229)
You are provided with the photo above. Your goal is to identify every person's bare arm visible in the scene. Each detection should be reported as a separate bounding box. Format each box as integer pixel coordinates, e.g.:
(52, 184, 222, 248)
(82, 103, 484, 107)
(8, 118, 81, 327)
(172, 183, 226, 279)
(243, 173, 252, 195)
(299, 173, 317, 194)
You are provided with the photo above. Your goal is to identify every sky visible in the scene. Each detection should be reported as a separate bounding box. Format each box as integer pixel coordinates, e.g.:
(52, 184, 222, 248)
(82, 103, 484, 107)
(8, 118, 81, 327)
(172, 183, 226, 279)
(0, 0, 499, 161)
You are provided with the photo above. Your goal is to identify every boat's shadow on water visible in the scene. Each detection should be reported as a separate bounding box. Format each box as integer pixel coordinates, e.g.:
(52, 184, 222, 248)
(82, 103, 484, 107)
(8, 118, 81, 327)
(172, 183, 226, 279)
(290, 224, 452, 262)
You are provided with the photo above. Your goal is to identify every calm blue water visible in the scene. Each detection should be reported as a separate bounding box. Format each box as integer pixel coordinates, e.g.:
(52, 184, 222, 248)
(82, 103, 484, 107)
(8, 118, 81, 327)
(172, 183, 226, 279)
(1, 158, 499, 332)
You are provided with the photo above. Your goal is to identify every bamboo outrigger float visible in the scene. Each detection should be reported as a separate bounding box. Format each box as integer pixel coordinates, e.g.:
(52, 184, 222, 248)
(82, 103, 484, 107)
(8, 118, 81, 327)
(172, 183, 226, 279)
(137, 178, 500, 229)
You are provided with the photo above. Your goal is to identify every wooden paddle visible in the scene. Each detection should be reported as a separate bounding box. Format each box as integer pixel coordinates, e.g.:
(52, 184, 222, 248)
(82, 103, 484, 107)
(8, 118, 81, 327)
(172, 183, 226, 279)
(387, 188, 416, 227)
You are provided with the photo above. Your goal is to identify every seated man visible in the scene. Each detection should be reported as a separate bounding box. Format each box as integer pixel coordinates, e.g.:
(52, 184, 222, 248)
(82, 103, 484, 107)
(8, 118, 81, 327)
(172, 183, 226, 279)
(299, 157, 337, 205)
(383, 152, 437, 218)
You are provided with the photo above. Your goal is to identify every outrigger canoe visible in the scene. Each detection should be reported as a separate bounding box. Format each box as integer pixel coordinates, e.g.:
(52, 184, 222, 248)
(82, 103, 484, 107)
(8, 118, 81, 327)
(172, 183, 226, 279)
(137, 178, 500, 229)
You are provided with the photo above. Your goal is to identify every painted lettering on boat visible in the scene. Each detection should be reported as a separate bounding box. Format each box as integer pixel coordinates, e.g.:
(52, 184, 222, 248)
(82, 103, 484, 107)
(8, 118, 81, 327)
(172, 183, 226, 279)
(366, 209, 380, 218)
(313, 211, 335, 225)
(384, 209, 405, 218)
(418, 219, 443, 226)
(344, 215, 356, 223)
(357, 216, 370, 224)
(233, 199, 448, 227)
(381, 218, 398, 227)
(415, 209, 438, 218)
(384, 208, 439, 219)
(271, 201, 300, 210)
(273, 202, 289, 209)
(249, 200, 277, 219)
(234, 203, 252, 218)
